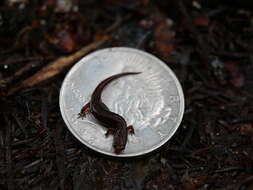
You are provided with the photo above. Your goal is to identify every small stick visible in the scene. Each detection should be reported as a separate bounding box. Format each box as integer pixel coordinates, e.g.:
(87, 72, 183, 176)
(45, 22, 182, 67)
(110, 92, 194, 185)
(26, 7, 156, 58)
(0, 56, 52, 65)
(6, 36, 110, 96)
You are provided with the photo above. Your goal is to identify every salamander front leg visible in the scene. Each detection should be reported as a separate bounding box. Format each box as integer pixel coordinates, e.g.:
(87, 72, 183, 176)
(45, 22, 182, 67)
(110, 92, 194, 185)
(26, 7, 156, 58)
(127, 125, 135, 135)
(78, 102, 90, 119)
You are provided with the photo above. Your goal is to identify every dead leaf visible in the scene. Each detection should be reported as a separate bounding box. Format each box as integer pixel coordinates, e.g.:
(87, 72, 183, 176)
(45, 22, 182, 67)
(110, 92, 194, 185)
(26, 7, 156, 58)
(179, 176, 197, 190)
(47, 13, 91, 53)
(38, 0, 57, 16)
(240, 124, 252, 135)
(193, 14, 209, 27)
(154, 19, 175, 60)
(192, 176, 207, 186)
(48, 28, 77, 53)
(225, 62, 244, 88)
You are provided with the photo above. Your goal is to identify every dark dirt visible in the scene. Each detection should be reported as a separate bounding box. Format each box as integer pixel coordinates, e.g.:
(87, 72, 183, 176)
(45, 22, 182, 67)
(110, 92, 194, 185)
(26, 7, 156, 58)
(0, 0, 253, 189)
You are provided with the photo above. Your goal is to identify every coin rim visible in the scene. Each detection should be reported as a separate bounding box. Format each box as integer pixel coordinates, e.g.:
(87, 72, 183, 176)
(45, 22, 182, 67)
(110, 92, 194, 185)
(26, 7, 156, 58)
(59, 47, 185, 157)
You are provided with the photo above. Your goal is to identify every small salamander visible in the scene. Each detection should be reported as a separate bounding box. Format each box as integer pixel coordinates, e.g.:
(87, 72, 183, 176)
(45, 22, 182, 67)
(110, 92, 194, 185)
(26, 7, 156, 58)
(78, 72, 141, 154)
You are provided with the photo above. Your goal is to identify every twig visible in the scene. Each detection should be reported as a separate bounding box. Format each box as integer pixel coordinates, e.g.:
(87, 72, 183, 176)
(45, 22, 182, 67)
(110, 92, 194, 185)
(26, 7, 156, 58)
(54, 121, 66, 190)
(213, 166, 244, 174)
(212, 51, 249, 59)
(136, 31, 152, 49)
(0, 56, 52, 65)
(4, 115, 14, 190)
(0, 61, 44, 88)
(11, 114, 28, 139)
(105, 15, 123, 33)
(181, 124, 195, 150)
(230, 118, 253, 124)
(177, 0, 212, 69)
(235, 176, 253, 190)
(0, 26, 33, 55)
(41, 97, 48, 130)
(5, 36, 110, 96)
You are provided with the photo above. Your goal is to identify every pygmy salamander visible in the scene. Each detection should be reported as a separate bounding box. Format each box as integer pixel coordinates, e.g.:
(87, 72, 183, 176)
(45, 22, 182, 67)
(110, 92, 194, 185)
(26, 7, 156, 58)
(78, 72, 141, 154)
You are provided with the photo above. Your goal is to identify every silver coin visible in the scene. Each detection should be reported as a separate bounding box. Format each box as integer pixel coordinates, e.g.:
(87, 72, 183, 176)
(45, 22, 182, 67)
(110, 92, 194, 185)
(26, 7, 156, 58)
(59, 47, 184, 157)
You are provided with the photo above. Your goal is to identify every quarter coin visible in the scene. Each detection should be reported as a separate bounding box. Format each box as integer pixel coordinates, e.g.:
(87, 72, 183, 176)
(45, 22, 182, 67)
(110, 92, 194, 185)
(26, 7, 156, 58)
(59, 47, 184, 157)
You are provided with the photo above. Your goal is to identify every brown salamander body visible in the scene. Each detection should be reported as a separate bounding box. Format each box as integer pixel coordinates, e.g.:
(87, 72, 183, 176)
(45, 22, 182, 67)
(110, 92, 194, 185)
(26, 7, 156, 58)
(78, 72, 140, 154)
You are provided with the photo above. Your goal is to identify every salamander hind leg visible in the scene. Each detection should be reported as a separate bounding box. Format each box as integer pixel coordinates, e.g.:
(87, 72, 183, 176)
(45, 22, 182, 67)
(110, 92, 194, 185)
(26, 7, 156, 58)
(78, 102, 90, 119)
(105, 128, 116, 137)
(127, 125, 135, 135)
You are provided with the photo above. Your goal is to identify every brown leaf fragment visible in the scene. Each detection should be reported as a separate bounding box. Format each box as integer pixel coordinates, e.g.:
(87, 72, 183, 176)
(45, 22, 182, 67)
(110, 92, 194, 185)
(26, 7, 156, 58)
(154, 19, 175, 60)
(193, 14, 209, 26)
(239, 124, 253, 141)
(6, 36, 110, 96)
(47, 13, 91, 53)
(178, 175, 207, 190)
(239, 124, 253, 136)
(179, 176, 197, 190)
(49, 29, 77, 53)
(192, 176, 207, 186)
(225, 62, 244, 88)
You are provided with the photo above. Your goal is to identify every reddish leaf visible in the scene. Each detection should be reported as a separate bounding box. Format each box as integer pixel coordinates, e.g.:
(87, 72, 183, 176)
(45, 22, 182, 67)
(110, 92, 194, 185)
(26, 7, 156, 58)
(192, 176, 207, 186)
(154, 20, 175, 60)
(179, 175, 207, 190)
(48, 28, 76, 53)
(47, 13, 90, 53)
(239, 124, 253, 136)
(193, 14, 209, 27)
(179, 176, 197, 190)
(38, 0, 57, 16)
